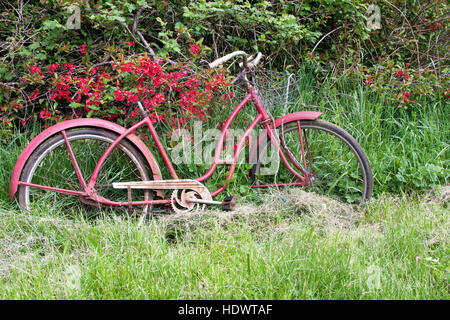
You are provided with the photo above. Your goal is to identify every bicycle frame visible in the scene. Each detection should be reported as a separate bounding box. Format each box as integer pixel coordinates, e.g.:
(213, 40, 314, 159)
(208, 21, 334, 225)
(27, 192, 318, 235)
(15, 87, 319, 208)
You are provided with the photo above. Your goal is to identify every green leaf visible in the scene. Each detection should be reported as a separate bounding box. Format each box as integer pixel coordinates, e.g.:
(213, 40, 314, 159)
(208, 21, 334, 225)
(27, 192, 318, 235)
(69, 102, 84, 108)
(29, 42, 40, 50)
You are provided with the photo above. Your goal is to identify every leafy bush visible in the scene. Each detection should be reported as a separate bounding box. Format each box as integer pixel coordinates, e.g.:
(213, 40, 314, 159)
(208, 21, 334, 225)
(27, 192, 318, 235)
(0, 0, 448, 137)
(0, 1, 448, 122)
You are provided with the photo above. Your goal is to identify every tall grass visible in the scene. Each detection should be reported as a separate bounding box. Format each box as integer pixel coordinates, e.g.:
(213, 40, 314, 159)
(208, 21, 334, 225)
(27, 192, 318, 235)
(266, 71, 449, 194)
(1, 72, 448, 203)
(0, 75, 448, 204)
(153, 71, 449, 199)
(0, 132, 30, 205)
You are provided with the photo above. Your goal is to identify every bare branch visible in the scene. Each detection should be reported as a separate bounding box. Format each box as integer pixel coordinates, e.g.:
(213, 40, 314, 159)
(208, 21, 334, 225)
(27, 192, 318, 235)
(136, 30, 156, 59)
(132, 7, 144, 34)
(311, 26, 343, 54)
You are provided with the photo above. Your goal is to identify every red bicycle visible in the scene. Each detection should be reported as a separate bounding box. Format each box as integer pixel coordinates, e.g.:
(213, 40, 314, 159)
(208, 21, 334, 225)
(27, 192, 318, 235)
(10, 51, 373, 216)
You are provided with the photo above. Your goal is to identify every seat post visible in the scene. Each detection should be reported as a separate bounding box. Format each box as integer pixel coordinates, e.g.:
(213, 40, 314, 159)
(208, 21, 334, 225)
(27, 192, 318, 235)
(137, 101, 149, 117)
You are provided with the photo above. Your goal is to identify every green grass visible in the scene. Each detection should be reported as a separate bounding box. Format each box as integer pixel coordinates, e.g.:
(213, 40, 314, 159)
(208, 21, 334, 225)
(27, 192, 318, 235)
(0, 77, 448, 299)
(0, 190, 448, 299)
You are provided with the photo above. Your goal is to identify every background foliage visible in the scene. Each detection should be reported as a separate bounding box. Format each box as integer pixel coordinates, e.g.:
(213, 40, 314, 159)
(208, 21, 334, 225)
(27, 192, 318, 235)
(0, 0, 448, 196)
(0, 0, 448, 125)
(0, 1, 448, 300)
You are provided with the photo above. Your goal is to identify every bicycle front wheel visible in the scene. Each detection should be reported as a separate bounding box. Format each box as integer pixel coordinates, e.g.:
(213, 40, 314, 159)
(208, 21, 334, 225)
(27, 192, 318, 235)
(18, 128, 152, 213)
(250, 119, 373, 204)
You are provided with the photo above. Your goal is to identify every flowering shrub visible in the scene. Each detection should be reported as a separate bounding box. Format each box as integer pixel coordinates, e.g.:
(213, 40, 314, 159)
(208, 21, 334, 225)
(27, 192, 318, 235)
(361, 59, 449, 109)
(0, 0, 448, 136)
(0, 45, 234, 134)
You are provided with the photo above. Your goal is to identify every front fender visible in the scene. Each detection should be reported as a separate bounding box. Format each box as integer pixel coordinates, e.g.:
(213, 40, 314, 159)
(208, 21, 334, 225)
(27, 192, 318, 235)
(10, 118, 162, 201)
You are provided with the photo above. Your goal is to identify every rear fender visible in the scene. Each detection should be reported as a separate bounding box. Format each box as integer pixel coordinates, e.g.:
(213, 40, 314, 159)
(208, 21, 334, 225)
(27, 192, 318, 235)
(10, 118, 163, 201)
(272, 111, 322, 129)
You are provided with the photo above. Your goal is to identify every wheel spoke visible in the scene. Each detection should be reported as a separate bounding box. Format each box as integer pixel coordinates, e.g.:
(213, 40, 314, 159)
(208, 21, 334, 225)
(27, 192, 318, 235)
(19, 129, 152, 212)
(252, 120, 372, 204)
(62, 130, 87, 189)
(297, 121, 308, 169)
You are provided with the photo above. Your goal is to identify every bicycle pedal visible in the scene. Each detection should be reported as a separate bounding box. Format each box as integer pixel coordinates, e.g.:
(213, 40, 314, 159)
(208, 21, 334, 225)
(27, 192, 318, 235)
(222, 196, 236, 211)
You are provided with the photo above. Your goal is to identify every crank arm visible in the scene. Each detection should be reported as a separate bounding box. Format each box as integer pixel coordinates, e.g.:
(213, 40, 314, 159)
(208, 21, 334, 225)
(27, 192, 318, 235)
(186, 196, 236, 211)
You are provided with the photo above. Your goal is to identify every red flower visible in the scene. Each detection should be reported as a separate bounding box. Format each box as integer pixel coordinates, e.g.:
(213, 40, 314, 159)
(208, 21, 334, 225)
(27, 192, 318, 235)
(48, 64, 60, 74)
(190, 44, 200, 55)
(127, 93, 139, 104)
(154, 93, 165, 104)
(403, 91, 410, 103)
(130, 108, 140, 119)
(80, 44, 87, 54)
(185, 76, 199, 88)
(396, 70, 403, 78)
(64, 64, 77, 72)
(223, 92, 234, 100)
(117, 61, 134, 73)
(114, 90, 125, 102)
(39, 109, 51, 120)
(29, 65, 43, 76)
(29, 89, 39, 101)
(127, 41, 135, 47)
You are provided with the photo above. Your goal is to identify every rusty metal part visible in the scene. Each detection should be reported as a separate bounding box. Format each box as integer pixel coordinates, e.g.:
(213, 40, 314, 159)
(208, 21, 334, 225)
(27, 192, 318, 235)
(113, 179, 213, 214)
(127, 186, 132, 211)
(79, 195, 103, 208)
(114, 179, 211, 204)
(222, 196, 236, 211)
(171, 191, 237, 213)
(174, 190, 194, 212)
(260, 118, 272, 127)
(113, 179, 207, 191)
(171, 189, 206, 214)
(186, 198, 222, 206)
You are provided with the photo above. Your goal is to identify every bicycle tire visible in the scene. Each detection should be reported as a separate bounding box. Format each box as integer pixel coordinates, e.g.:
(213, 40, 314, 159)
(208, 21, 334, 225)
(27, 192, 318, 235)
(18, 128, 152, 212)
(249, 119, 374, 204)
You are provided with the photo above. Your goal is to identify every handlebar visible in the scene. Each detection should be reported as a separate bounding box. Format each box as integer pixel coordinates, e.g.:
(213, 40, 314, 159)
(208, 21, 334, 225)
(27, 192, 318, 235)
(209, 51, 263, 70)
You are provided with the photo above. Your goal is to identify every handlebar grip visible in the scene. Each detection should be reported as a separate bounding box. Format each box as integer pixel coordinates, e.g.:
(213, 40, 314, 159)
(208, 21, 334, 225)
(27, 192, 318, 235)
(209, 51, 247, 69)
(249, 52, 263, 68)
(239, 52, 263, 69)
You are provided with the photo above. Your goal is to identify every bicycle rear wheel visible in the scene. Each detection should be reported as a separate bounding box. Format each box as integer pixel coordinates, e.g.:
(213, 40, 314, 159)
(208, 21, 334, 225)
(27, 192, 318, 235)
(18, 128, 152, 213)
(250, 119, 373, 204)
